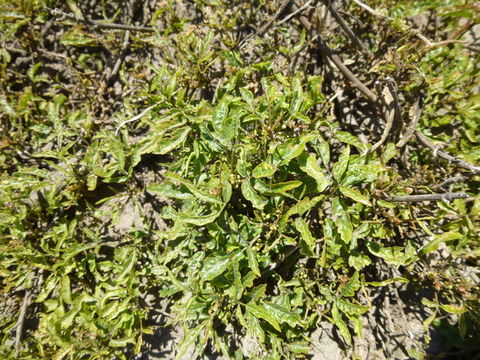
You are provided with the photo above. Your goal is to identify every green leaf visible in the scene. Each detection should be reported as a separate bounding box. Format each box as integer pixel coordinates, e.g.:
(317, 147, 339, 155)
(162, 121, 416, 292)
(241, 179, 266, 210)
(255, 179, 303, 196)
(61, 28, 97, 47)
(59, 307, 80, 329)
(147, 182, 195, 200)
(252, 162, 277, 178)
(246, 246, 261, 277)
(279, 195, 324, 230)
(367, 240, 416, 266)
(240, 88, 254, 108)
(286, 342, 310, 354)
(201, 254, 230, 281)
(165, 171, 223, 205)
(420, 231, 463, 255)
(298, 153, 331, 192)
(335, 131, 368, 153)
(366, 277, 408, 287)
(439, 304, 466, 314)
(294, 217, 316, 257)
(331, 303, 351, 345)
(332, 197, 353, 244)
(341, 271, 360, 297)
(382, 142, 397, 163)
(153, 126, 191, 155)
(177, 206, 224, 226)
(336, 298, 369, 316)
(348, 253, 372, 271)
(263, 302, 301, 327)
(316, 137, 330, 166)
(246, 303, 281, 331)
(220, 163, 232, 203)
(212, 100, 228, 133)
(339, 186, 372, 206)
(60, 275, 72, 305)
(272, 134, 314, 166)
(109, 338, 134, 347)
(333, 145, 350, 181)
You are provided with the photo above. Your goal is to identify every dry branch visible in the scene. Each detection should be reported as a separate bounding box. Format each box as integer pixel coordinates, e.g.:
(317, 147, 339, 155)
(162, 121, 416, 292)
(415, 131, 480, 174)
(291, 1, 378, 103)
(384, 192, 468, 203)
(49, 8, 154, 32)
(14, 290, 32, 356)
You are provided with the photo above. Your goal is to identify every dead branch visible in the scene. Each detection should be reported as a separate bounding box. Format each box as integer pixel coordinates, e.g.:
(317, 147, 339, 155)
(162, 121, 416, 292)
(384, 192, 468, 203)
(322, 0, 369, 55)
(238, 0, 292, 50)
(14, 290, 32, 356)
(49, 8, 154, 32)
(292, 1, 378, 103)
(415, 131, 480, 174)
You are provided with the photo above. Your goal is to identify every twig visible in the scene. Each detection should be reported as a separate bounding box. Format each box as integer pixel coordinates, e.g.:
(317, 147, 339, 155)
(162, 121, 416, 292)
(115, 104, 156, 136)
(106, 30, 130, 85)
(292, 1, 378, 102)
(431, 175, 468, 191)
(397, 93, 423, 148)
(351, 0, 436, 46)
(14, 290, 32, 356)
(367, 79, 397, 155)
(415, 131, 480, 174)
(384, 192, 468, 203)
(276, 0, 313, 27)
(351, 0, 392, 20)
(49, 7, 154, 32)
(238, 0, 292, 50)
(322, 0, 369, 55)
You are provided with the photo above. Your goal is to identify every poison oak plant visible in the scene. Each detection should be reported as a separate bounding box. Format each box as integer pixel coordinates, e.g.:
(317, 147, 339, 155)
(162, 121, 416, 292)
(141, 66, 415, 357)
(1, 0, 479, 359)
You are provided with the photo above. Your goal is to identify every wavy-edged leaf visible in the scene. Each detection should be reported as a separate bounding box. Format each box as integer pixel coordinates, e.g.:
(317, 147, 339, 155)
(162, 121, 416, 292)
(246, 245, 261, 277)
(332, 197, 352, 244)
(294, 217, 316, 257)
(348, 252, 372, 271)
(366, 277, 408, 287)
(335, 131, 368, 153)
(298, 153, 331, 192)
(165, 171, 223, 205)
(263, 301, 301, 327)
(341, 271, 360, 297)
(279, 195, 324, 230)
(333, 145, 350, 181)
(200, 254, 230, 281)
(255, 179, 303, 196)
(241, 179, 266, 209)
(246, 303, 281, 331)
(153, 126, 191, 155)
(147, 182, 195, 200)
(331, 303, 351, 345)
(177, 206, 224, 226)
(367, 240, 416, 266)
(271, 134, 314, 166)
(336, 298, 369, 316)
(339, 186, 372, 206)
(420, 231, 462, 255)
(252, 162, 277, 178)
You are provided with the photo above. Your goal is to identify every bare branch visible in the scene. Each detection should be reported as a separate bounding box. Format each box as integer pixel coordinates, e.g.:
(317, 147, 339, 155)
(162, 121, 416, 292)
(292, 1, 378, 102)
(322, 0, 369, 55)
(384, 192, 468, 203)
(49, 7, 154, 32)
(415, 131, 480, 174)
(14, 290, 32, 356)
